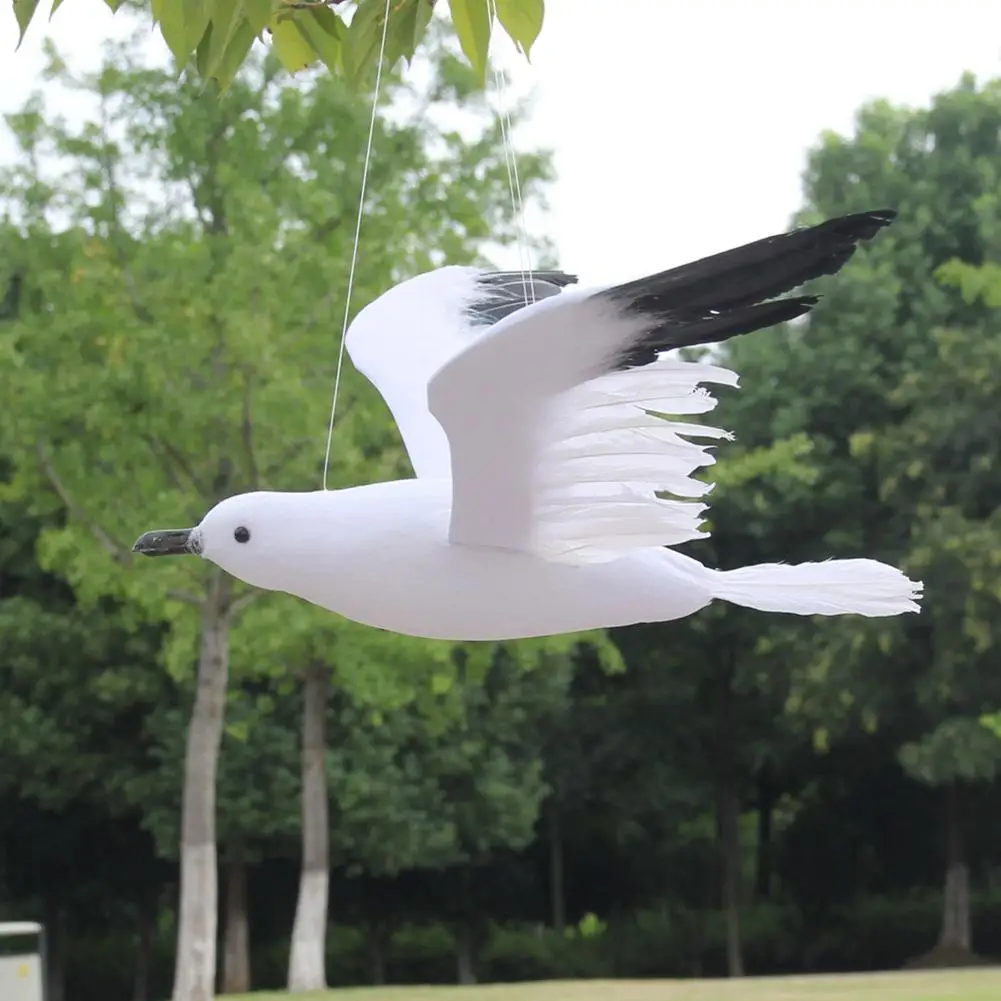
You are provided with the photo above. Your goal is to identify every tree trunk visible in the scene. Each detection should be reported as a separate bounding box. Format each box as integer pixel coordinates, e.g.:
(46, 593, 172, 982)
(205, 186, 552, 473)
(754, 763, 774, 901)
(548, 802, 566, 934)
(455, 923, 476, 986)
(938, 783, 971, 952)
(454, 866, 477, 985)
(689, 906, 704, 978)
(220, 846, 251, 994)
(133, 892, 156, 1001)
(43, 896, 65, 1001)
(172, 574, 231, 1001)
(367, 921, 388, 986)
(717, 779, 745, 977)
(288, 663, 330, 992)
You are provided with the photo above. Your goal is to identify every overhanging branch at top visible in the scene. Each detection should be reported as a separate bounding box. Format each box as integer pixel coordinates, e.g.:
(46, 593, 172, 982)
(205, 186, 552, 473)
(11, 0, 545, 91)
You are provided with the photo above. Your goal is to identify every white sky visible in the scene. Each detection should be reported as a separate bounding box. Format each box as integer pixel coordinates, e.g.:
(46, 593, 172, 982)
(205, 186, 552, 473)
(3, 1, 1001, 285)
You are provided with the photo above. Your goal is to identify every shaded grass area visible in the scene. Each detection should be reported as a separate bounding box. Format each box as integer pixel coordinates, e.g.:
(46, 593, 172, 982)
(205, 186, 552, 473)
(237, 968, 1001, 1001)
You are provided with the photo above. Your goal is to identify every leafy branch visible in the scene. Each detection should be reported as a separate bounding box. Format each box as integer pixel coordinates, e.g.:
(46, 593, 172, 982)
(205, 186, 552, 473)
(36, 443, 130, 564)
(12, 0, 545, 91)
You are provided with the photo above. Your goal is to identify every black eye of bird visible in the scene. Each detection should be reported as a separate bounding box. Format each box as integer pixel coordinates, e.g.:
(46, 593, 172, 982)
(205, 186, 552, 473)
(234, 526, 250, 544)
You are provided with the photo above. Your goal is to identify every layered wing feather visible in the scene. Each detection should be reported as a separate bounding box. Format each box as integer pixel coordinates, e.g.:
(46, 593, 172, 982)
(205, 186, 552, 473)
(427, 210, 896, 561)
(345, 267, 576, 478)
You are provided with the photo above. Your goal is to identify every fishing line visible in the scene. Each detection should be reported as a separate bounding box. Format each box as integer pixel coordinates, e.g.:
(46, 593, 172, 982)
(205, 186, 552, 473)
(322, 0, 394, 490)
(487, 0, 535, 306)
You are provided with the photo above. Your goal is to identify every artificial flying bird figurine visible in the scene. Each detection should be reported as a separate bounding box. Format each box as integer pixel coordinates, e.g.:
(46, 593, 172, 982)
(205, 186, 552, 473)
(133, 209, 922, 640)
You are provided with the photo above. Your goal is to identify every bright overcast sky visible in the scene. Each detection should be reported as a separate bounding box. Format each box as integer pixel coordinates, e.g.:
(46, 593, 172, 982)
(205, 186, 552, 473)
(3, 1, 1001, 286)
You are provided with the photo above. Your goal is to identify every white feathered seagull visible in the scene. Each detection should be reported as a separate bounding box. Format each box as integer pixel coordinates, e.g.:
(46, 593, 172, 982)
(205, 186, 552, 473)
(134, 209, 922, 640)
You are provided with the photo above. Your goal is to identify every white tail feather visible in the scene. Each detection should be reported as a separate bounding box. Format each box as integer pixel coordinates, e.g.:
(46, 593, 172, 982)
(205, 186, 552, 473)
(709, 559, 923, 617)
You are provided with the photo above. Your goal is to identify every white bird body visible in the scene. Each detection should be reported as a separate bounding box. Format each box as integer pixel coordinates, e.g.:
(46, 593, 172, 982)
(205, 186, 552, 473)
(134, 210, 923, 638)
(194, 480, 917, 640)
(209, 481, 711, 640)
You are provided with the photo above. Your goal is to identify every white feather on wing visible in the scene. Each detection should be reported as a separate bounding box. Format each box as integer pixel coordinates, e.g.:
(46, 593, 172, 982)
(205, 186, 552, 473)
(426, 288, 737, 563)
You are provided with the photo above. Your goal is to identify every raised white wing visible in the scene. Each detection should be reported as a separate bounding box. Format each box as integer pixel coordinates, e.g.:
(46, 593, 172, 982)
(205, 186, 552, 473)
(344, 266, 577, 478)
(427, 209, 897, 562)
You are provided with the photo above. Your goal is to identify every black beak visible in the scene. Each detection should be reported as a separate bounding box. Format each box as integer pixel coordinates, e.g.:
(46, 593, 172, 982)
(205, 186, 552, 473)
(132, 528, 200, 558)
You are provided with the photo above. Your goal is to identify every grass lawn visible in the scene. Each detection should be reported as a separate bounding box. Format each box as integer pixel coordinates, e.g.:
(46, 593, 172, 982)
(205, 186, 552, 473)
(236, 969, 1001, 1001)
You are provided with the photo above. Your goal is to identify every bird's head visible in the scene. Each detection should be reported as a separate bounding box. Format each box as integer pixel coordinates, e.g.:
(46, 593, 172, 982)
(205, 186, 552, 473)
(132, 491, 329, 592)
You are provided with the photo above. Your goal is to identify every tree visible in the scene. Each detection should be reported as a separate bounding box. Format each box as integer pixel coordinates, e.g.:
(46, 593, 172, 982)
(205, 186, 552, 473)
(427, 647, 573, 984)
(287, 662, 329, 993)
(0, 30, 554, 1001)
(609, 604, 806, 978)
(320, 642, 590, 984)
(0, 494, 174, 1001)
(713, 73, 1001, 964)
(124, 680, 302, 995)
(871, 248, 1001, 958)
(11, 0, 546, 90)
(259, 614, 466, 992)
(227, 553, 620, 989)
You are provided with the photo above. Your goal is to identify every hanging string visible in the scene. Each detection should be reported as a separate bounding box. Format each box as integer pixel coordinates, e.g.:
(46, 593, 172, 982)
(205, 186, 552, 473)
(322, 0, 394, 491)
(323, 0, 535, 489)
(486, 0, 535, 306)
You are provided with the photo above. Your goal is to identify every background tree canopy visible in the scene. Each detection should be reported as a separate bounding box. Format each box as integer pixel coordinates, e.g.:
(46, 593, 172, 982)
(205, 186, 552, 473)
(4, 9, 1001, 1001)
(0, 24, 621, 1001)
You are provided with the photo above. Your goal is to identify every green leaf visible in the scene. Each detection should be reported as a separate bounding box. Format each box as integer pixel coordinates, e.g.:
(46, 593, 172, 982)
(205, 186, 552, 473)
(344, 0, 389, 84)
(981, 713, 1001, 739)
(383, 0, 417, 69)
(270, 15, 317, 73)
(186, 2, 214, 60)
(225, 719, 250, 742)
(430, 673, 453, 695)
(449, 0, 491, 84)
(243, 0, 273, 34)
(203, 16, 256, 90)
(194, 19, 215, 76)
(154, 0, 212, 68)
(495, 0, 543, 57)
(381, 0, 434, 69)
(13, 0, 40, 47)
(202, 0, 246, 79)
(411, 0, 435, 60)
(294, 5, 344, 74)
(49, 0, 67, 20)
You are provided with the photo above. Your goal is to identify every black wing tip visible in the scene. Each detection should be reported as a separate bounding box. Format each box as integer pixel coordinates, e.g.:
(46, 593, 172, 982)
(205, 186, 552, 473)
(597, 208, 894, 368)
(608, 294, 820, 370)
(778, 294, 820, 321)
(817, 207, 897, 243)
(789, 293, 820, 309)
(614, 295, 822, 369)
(866, 207, 897, 225)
